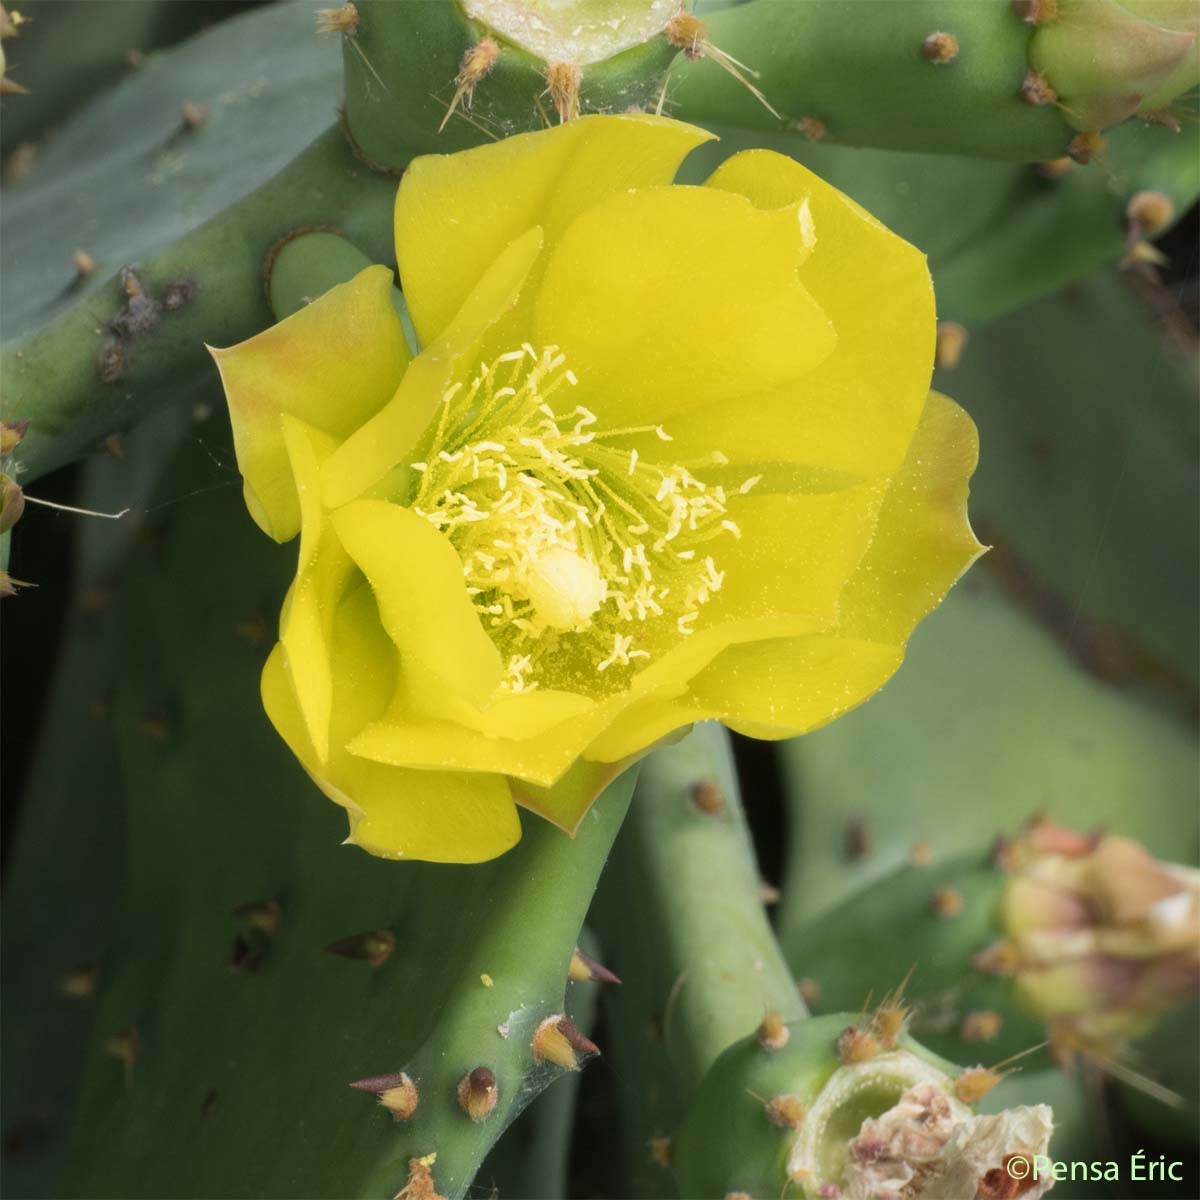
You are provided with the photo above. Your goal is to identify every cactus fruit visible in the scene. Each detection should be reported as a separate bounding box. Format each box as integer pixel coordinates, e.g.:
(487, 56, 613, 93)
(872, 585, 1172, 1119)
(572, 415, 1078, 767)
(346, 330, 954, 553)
(784, 819, 1199, 1086)
(673, 1013, 1056, 1200)
(339, 0, 681, 168)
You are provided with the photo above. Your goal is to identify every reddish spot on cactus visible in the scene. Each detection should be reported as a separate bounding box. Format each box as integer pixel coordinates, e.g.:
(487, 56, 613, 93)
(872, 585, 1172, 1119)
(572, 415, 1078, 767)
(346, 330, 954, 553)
(845, 816, 871, 860)
(931, 886, 965, 918)
(690, 779, 725, 814)
(921, 32, 959, 64)
(790, 116, 826, 141)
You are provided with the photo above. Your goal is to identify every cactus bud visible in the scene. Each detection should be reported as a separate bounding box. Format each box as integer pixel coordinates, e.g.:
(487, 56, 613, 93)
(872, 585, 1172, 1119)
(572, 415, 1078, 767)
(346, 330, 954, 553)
(349, 1070, 419, 1121)
(456, 1066, 498, 1122)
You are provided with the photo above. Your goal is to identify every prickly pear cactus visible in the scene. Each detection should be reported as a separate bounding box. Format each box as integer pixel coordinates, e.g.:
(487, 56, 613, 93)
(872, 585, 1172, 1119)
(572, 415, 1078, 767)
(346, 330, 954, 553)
(2, 0, 1197, 1197)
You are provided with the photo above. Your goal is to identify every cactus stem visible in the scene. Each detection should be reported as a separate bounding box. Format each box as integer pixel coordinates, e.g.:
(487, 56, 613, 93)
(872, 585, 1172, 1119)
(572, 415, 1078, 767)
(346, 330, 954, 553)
(689, 779, 725, 815)
(532, 1014, 598, 1069)
(324, 929, 395, 968)
(349, 1071, 420, 1121)
(316, 3, 358, 36)
(921, 32, 960, 64)
(756, 1010, 790, 1051)
(437, 38, 500, 133)
(568, 946, 621, 985)
(455, 1067, 498, 1123)
(60, 963, 99, 999)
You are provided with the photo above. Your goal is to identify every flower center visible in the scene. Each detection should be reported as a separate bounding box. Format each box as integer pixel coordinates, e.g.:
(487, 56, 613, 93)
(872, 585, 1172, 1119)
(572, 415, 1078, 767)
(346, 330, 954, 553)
(409, 346, 753, 692)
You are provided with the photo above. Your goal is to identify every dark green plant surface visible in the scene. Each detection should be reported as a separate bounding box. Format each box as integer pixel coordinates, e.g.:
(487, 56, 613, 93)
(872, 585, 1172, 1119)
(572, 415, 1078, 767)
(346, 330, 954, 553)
(3, 423, 634, 1200)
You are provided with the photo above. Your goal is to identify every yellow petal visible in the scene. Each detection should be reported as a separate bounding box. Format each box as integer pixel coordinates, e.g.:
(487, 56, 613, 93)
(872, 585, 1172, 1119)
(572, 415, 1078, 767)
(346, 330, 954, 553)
(837, 391, 986, 642)
(395, 114, 714, 346)
(689, 635, 904, 739)
(582, 697, 709, 763)
(708, 481, 887, 627)
(662, 149, 935, 482)
(277, 415, 354, 761)
(534, 185, 835, 425)
(680, 391, 983, 737)
(321, 227, 544, 509)
(210, 265, 409, 541)
(510, 757, 633, 835)
(262, 589, 519, 863)
(329, 500, 503, 714)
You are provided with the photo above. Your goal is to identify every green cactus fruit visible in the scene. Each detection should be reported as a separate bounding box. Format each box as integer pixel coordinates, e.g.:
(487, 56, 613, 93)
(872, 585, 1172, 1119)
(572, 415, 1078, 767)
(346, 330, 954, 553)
(339, 0, 681, 170)
(784, 820, 1199, 1084)
(673, 1012, 1056, 1200)
(1028, 0, 1199, 130)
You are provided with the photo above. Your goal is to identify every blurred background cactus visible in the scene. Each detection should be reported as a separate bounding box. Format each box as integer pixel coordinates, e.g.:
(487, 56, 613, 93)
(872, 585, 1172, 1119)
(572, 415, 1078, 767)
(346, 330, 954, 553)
(2, 1, 1197, 1197)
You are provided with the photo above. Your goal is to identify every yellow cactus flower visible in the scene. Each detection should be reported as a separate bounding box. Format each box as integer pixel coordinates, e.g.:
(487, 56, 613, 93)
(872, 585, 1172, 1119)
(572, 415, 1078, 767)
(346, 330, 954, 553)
(211, 114, 983, 863)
